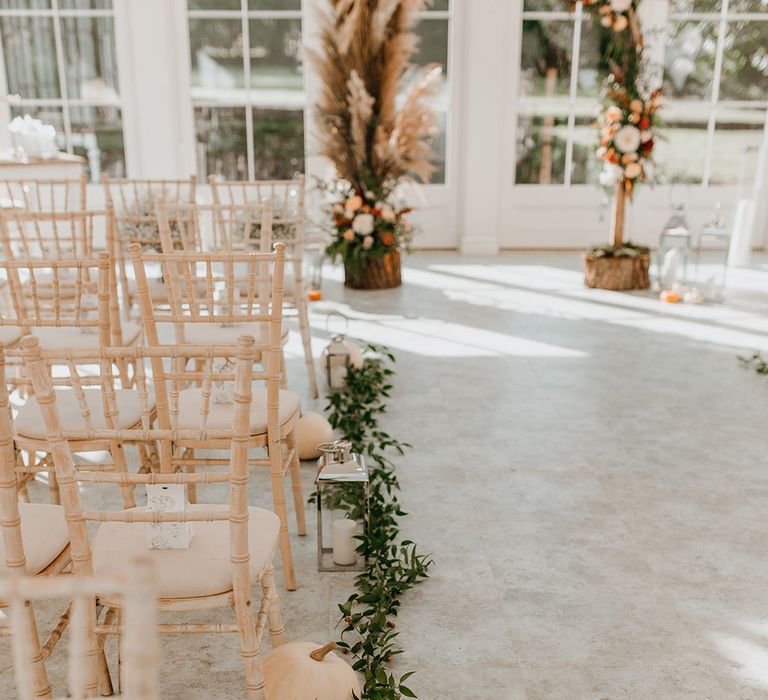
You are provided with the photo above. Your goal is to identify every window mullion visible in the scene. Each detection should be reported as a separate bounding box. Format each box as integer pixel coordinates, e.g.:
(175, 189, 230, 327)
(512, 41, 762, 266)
(702, 0, 728, 187)
(564, 2, 583, 187)
(50, 0, 73, 155)
(241, 0, 255, 180)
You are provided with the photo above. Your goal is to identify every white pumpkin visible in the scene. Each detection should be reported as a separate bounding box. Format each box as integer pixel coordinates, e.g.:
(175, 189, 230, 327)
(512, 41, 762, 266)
(296, 412, 334, 460)
(344, 340, 365, 370)
(263, 641, 361, 700)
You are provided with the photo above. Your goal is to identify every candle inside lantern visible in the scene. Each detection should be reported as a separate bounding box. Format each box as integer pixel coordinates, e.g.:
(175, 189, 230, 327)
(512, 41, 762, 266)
(332, 518, 357, 566)
(308, 289, 322, 301)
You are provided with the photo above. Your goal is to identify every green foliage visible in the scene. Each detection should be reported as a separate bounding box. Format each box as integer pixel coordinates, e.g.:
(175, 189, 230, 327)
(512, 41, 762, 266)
(739, 352, 768, 375)
(324, 346, 432, 699)
(586, 241, 650, 258)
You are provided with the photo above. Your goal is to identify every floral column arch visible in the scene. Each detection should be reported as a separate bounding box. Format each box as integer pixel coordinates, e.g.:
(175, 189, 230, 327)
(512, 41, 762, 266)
(576, 0, 662, 246)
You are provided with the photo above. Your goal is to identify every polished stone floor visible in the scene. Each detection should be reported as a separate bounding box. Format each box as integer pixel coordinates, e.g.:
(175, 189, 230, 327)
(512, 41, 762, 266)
(2, 251, 768, 699)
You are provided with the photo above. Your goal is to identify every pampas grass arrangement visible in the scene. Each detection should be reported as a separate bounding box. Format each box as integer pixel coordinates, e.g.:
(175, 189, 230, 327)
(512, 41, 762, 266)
(309, 0, 442, 287)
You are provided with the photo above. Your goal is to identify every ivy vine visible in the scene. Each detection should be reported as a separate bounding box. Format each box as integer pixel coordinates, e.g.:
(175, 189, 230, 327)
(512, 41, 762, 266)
(739, 351, 768, 375)
(322, 345, 433, 699)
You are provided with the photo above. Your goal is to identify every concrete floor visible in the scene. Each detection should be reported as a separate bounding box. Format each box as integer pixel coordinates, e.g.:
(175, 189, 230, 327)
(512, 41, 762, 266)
(2, 251, 768, 699)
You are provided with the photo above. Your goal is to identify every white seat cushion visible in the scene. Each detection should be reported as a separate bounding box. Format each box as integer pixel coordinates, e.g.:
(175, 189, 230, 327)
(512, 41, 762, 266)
(31, 320, 141, 349)
(174, 386, 299, 434)
(0, 326, 22, 345)
(92, 505, 279, 599)
(15, 388, 152, 440)
(117, 320, 142, 344)
(182, 322, 288, 346)
(0, 503, 69, 575)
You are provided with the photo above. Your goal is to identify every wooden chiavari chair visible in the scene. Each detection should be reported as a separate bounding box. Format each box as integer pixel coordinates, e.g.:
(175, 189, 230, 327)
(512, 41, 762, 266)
(0, 254, 146, 505)
(129, 242, 304, 590)
(0, 209, 142, 350)
(102, 175, 197, 317)
(0, 174, 87, 216)
(22, 335, 287, 698)
(0, 557, 160, 700)
(156, 199, 291, 388)
(209, 177, 318, 398)
(0, 346, 72, 699)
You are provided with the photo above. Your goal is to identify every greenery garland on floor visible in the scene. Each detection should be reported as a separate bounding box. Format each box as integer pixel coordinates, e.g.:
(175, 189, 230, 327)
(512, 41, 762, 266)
(739, 351, 768, 375)
(323, 345, 432, 699)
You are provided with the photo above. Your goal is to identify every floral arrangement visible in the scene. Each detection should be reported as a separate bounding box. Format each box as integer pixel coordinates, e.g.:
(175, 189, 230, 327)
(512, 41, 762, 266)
(595, 86, 661, 196)
(310, 0, 442, 283)
(326, 185, 412, 270)
(581, 0, 637, 33)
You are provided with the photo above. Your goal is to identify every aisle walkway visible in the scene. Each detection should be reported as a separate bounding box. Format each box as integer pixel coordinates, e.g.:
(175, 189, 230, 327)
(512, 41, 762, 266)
(3, 252, 768, 699)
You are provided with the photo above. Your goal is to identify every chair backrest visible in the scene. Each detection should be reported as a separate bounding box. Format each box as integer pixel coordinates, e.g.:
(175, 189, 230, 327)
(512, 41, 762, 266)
(22, 334, 261, 577)
(208, 176, 304, 253)
(157, 200, 274, 255)
(0, 558, 160, 700)
(130, 242, 286, 349)
(0, 254, 111, 343)
(103, 176, 197, 253)
(0, 175, 87, 215)
(0, 209, 101, 260)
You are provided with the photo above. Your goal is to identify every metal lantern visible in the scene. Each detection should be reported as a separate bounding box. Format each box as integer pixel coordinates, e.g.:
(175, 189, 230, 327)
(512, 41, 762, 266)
(315, 440, 369, 572)
(305, 243, 324, 301)
(321, 313, 354, 389)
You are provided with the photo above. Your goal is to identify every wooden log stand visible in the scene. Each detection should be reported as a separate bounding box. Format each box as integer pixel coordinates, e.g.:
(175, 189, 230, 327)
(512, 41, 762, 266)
(344, 251, 401, 290)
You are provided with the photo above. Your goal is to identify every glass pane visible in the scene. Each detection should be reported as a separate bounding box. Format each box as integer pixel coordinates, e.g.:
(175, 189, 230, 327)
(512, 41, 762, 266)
(248, 18, 303, 92)
(669, 0, 721, 11)
(516, 112, 569, 184)
(427, 0, 449, 9)
(189, 18, 246, 100)
(570, 116, 601, 185)
(195, 106, 248, 181)
(0, 0, 50, 7)
(519, 20, 573, 98)
(59, 0, 112, 8)
(727, 0, 768, 11)
(523, 0, 563, 10)
(413, 18, 449, 77)
(709, 105, 765, 185)
(0, 16, 59, 99)
(577, 15, 611, 98)
(664, 21, 717, 101)
(69, 105, 125, 181)
(252, 108, 304, 179)
(188, 0, 240, 9)
(10, 105, 66, 152)
(719, 20, 768, 102)
(654, 116, 708, 185)
(249, 0, 301, 9)
(61, 16, 120, 101)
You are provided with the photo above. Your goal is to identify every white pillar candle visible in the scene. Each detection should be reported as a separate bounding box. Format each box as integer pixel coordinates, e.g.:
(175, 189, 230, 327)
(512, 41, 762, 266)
(332, 518, 358, 566)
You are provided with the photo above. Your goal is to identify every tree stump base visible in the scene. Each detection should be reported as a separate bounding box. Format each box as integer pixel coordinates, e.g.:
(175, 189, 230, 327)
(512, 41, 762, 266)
(344, 251, 402, 290)
(583, 254, 650, 291)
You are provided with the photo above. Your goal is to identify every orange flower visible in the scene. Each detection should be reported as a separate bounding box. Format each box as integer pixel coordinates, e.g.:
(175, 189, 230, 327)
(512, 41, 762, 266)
(343, 229, 355, 241)
(380, 232, 395, 247)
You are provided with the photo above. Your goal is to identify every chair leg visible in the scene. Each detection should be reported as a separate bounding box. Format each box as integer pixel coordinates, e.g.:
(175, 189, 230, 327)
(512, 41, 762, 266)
(186, 449, 198, 504)
(110, 442, 136, 509)
(97, 607, 115, 697)
(279, 350, 288, 390)
(232, 582, 266, 700)
(286, 430, 306, 536)
(262, 565, 286, 648)
(267, 445, 297, 591)
(15, 601, 53, 699)
(296, 298, 318, 399)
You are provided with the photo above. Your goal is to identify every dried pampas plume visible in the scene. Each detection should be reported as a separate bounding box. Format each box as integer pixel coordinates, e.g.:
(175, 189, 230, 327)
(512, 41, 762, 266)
(309, 0, 442, 191)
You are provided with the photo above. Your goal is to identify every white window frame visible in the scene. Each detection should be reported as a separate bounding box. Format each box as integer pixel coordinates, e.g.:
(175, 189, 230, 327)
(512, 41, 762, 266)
(0, 0, 124, 181)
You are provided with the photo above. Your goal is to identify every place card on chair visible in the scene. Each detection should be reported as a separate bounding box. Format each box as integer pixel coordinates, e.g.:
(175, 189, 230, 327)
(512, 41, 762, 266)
(145, 484, 193, 550)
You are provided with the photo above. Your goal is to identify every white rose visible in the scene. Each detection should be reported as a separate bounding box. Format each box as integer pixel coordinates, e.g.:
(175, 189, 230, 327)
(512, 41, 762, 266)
(625, 162, 643, 179)
(365, 191, 376, 201)
(614, 124, 641, 153)
(381, 206, 395, 222)
(640, 130, 653, 143)
(352, 213, 375, 235)
(599, 164, 622, 188)
(362, 235, 374, 250)
(611, 0, 631, 11)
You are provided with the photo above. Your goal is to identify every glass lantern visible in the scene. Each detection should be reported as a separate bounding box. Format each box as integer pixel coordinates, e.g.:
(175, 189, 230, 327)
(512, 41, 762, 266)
(656, 205, 693, 290)
(305, 243, 324, 301)
(321, 334, 351, 390)
(315, 440, 369, 572)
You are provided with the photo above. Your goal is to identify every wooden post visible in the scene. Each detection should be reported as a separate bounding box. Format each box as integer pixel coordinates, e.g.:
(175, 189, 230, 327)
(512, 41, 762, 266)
(611, 179, 627, 247)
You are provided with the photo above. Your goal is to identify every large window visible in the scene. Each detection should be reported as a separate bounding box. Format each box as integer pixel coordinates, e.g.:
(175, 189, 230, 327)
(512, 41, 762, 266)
(188, 0, 305, 181)
(516, 0, 768, 187)
(0, 0, 125, 181)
